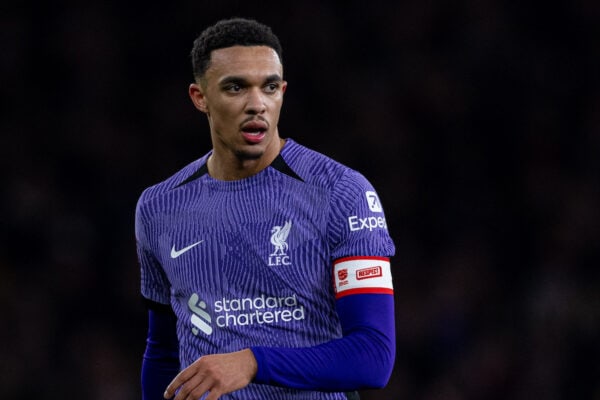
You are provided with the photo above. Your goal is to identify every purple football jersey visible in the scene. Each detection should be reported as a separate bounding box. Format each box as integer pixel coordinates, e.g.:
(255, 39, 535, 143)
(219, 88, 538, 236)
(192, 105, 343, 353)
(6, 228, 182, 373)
(135, 139, 395, 399)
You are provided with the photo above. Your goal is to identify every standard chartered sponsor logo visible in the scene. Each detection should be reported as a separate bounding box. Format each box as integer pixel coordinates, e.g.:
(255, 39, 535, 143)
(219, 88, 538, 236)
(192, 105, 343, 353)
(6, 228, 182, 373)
(188, 293, 213, 335)
(188, 293, 305, 336)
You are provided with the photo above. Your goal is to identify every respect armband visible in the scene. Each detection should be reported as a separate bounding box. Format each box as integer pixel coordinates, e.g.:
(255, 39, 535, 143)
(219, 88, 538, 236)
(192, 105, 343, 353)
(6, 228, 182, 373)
(333, 256, 393, 299)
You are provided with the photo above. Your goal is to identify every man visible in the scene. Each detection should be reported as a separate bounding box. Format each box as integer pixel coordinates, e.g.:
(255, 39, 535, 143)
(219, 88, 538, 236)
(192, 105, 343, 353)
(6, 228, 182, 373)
(136, 18, 396, 400)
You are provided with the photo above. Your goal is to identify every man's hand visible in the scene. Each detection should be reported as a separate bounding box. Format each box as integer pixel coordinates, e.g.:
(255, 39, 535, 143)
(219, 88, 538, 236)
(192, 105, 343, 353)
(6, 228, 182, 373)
(164, 349, 258, 400)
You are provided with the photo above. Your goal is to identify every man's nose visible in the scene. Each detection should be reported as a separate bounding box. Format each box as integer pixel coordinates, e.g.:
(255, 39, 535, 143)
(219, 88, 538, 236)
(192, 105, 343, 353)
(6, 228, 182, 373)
(245, 88, 266, 114)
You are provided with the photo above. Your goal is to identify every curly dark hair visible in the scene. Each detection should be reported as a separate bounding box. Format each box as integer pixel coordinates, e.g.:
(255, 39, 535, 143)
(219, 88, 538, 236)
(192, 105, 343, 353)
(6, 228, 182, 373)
(190, 18, 283, 80)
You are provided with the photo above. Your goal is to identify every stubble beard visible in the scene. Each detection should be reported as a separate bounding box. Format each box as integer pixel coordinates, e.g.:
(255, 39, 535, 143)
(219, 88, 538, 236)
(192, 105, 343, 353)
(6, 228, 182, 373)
(234, 147, 264, 161)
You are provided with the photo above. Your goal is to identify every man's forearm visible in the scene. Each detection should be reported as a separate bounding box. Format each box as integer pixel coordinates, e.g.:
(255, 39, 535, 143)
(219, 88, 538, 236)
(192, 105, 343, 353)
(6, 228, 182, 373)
(251, 293, 395, 391)
(142, 307, 180, 400)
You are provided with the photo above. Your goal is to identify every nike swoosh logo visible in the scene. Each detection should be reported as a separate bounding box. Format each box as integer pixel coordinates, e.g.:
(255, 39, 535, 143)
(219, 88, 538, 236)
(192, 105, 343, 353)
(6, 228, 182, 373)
(170, 240, 204, 259)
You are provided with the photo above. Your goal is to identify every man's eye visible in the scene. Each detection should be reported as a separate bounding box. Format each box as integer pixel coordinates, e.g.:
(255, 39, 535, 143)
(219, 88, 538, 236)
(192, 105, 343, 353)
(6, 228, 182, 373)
(226, 84, 242, 92)
(264, 83, 279, 93)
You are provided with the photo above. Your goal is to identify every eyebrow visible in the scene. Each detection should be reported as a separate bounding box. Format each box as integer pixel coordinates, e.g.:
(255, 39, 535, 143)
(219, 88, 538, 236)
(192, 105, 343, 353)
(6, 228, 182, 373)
(219, 74, 283, 86)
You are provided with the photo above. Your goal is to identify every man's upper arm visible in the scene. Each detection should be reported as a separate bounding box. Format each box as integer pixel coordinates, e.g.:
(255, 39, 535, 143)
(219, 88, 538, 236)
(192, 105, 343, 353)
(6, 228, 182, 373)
(136, 196, 171, 304)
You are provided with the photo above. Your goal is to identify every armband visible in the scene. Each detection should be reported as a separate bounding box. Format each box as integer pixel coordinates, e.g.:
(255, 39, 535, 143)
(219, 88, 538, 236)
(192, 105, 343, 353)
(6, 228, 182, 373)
(333, 256, 393, 299)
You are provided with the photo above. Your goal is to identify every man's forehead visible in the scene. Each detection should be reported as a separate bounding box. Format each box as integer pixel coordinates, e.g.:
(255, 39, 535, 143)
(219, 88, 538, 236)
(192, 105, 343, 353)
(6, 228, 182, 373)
(206, 45, 283, 78)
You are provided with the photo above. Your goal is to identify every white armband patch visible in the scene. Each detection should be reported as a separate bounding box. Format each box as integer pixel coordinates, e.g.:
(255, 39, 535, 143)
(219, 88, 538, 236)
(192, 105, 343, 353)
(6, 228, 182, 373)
(333, 256, 393, 299)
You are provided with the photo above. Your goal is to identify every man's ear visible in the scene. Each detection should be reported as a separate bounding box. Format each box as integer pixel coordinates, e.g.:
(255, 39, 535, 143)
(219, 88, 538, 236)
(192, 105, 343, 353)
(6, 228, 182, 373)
(189, 83, 208, 113)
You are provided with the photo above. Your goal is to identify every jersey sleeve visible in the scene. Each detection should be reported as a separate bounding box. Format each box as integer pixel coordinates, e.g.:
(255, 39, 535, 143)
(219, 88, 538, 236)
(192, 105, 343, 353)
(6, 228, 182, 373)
(135, 194, 171, 304)
(142, 307, 180, 400)
(327, 169, 395, 260)
(251, 288, 395, 390)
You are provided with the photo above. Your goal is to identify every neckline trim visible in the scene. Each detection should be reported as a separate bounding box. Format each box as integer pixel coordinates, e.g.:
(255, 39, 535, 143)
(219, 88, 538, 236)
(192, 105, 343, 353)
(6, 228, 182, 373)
(173, 147, 303, 189)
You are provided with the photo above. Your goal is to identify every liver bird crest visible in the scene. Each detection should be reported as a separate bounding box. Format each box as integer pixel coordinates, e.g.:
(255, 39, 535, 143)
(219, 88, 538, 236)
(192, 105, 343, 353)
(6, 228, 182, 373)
(270, 220, 292, 255)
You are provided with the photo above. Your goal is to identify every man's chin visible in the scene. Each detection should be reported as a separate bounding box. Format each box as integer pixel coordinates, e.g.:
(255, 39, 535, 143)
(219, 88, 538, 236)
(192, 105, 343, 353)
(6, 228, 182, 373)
(234, 148, 264, 161)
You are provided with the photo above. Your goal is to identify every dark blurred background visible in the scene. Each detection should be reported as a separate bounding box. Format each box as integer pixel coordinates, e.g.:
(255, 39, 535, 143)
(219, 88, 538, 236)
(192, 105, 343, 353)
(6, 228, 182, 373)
(1, 1, 599, 399)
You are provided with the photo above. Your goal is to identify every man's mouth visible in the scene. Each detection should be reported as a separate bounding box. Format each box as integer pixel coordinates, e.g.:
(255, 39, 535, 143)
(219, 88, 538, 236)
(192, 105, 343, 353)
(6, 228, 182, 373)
(241, 121, 268, 143)
(241, 130, 266, 143)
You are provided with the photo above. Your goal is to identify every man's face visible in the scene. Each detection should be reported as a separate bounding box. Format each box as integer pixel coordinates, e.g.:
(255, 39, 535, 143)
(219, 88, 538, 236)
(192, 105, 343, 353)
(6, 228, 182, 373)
(190, 45, 287, 164)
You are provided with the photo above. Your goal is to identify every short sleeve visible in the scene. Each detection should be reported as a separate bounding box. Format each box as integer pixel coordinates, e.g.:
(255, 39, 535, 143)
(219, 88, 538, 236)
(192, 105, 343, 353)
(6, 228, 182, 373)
(327, 170, 395, 261)
(135, 196, 171, 305)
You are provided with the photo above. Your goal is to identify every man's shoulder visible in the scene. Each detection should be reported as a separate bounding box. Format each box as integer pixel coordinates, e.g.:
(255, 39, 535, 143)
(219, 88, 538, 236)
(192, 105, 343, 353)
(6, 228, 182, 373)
(137, 156, 208, 206)
(282, 139, 365, 188)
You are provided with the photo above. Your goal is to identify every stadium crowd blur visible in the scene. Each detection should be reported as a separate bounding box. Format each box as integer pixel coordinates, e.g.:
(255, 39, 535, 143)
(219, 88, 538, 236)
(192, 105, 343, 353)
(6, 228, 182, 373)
(1, 1, 598, 399)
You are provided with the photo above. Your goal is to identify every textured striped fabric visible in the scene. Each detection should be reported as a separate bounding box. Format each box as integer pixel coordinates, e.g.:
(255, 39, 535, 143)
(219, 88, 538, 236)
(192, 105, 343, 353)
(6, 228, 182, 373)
(135, 139, 395, 399)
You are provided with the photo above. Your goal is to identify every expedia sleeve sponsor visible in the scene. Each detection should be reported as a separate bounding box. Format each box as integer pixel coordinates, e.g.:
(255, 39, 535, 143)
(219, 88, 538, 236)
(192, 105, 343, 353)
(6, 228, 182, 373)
(347, 215, 388, 232)
(347, 191, 389, 233)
